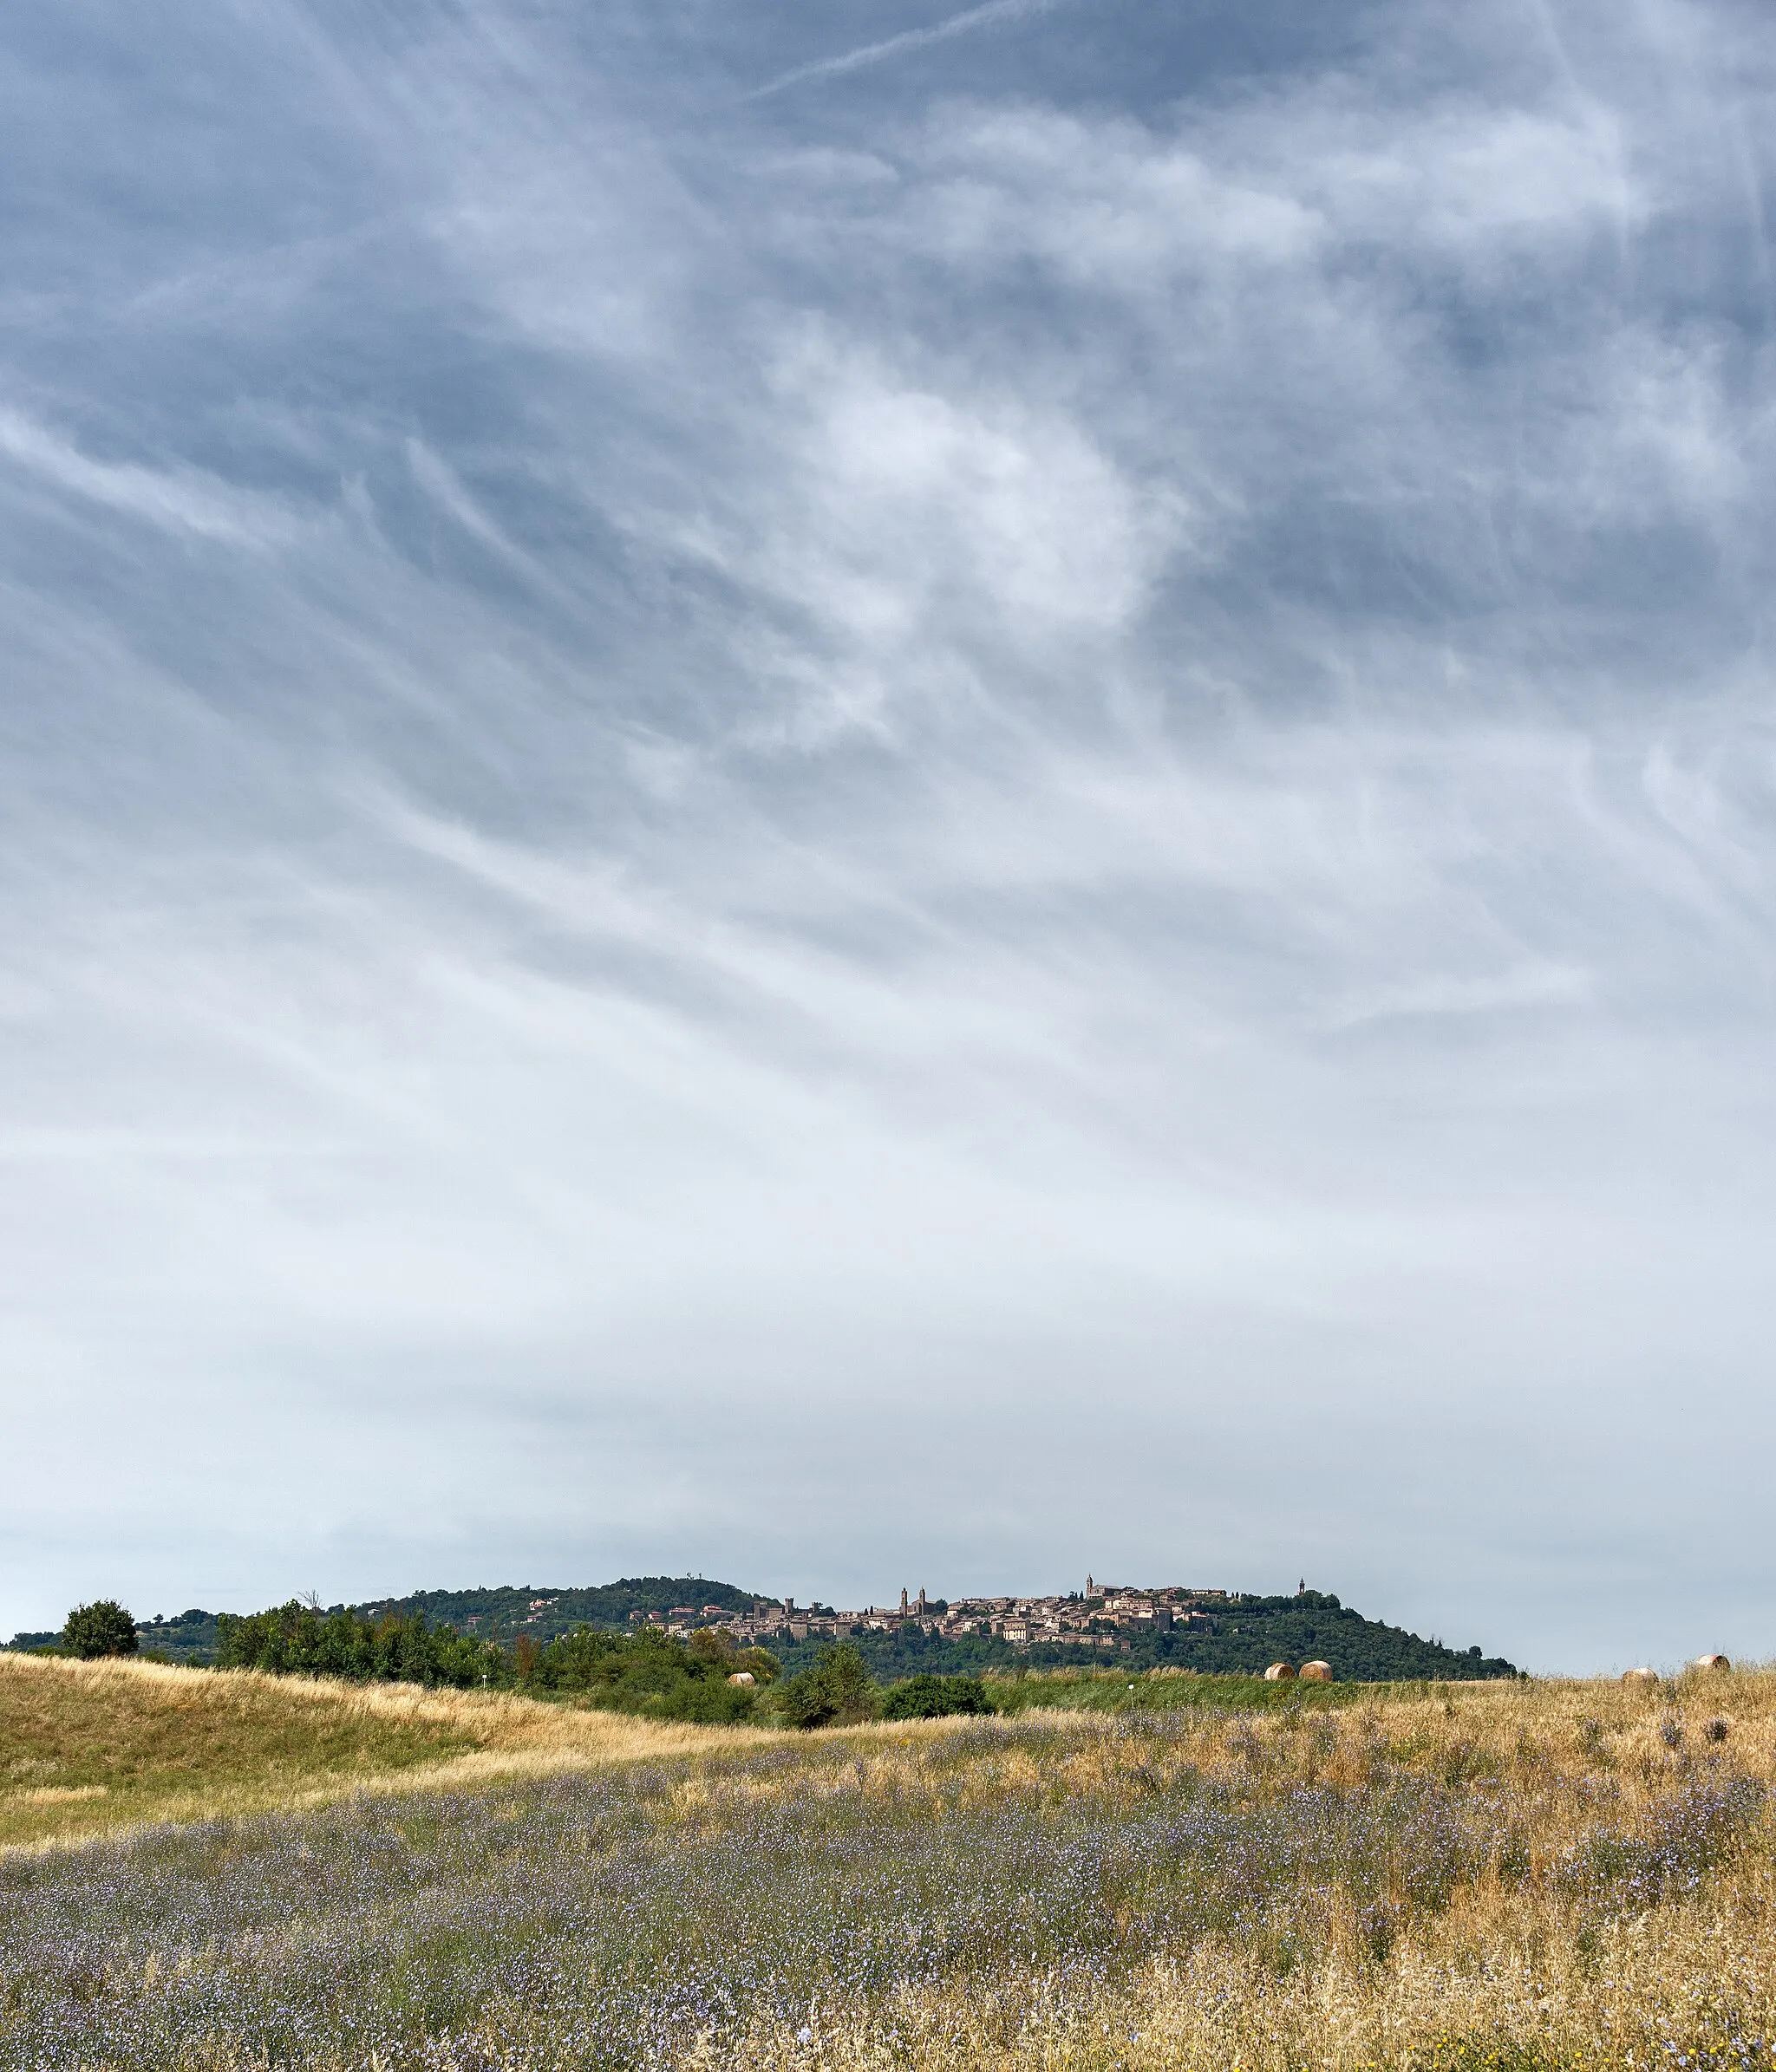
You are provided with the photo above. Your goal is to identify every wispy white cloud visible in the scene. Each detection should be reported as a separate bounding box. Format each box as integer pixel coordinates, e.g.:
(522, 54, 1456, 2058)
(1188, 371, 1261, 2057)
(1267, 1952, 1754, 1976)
(1323, 962, 1594, 1031)
(745, 0, 1068, 101)
(0, 408, 296, 546)
(2, 0, 1774, 1665)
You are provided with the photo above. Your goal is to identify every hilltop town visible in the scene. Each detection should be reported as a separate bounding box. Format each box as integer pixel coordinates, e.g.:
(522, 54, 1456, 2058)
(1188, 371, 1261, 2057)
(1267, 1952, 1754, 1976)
(639, 1576, 1230, 1648)
(8, 1574, 1518, 1685)
(588, 1577, 1518, 1685)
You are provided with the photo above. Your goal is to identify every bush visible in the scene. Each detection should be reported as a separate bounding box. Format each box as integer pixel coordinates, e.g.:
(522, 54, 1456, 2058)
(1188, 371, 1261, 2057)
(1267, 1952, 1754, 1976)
(880, 1673, 994, 1720)
(645, 1676, 761, 1725)
(777, 1642, 880, 1730)
(62, 1601, 139, 1659)
(526, 1624, 773, 1719)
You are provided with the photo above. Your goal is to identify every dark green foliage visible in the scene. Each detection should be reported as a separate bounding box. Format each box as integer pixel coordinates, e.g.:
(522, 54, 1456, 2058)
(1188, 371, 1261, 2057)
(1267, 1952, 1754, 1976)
(215, 1602, 499, 1687)
(11, 1577, 1518, 1688)
(61, 1601, 139, 1659)
(879, 1673, 992, 1720)
(687, 1626, 777, 1678)
(9, 1609, 220, 1664)
(1159, 1595, 1518, 1681)
(524, 1626, 776, 1722)
(777, 1643, 880, 1730)
(345, 1577, 772, 1650)
(210, 1601, 775, 1718)
(35, 1580, 767, 1669)
(770, 1591, 1516, 1684)
(132, 1609, 223, 1665)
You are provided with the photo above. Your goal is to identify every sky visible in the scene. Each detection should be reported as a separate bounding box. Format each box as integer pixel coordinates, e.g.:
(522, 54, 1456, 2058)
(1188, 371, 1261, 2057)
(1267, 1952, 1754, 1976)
(3, 0, 1774, 1671)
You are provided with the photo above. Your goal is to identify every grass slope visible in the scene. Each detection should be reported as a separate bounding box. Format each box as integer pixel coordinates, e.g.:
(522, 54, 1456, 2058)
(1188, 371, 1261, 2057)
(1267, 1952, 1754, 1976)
(0, 1665, 1770, 2069)
(990, 1665, 1375, 1714)
(0, 1653, 764, 1849)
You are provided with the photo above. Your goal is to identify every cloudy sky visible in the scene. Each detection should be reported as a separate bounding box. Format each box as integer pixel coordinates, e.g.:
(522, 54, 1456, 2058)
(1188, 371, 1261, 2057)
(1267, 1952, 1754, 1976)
(3, 0, 1773, 1670)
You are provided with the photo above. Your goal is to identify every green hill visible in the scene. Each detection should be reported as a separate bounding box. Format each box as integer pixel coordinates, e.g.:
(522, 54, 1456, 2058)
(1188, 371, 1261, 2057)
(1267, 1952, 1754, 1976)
(346, 1578, 773, 1649)
(4, 1580, 773, 1665)
(769, 1591, 1517, 1682)
(7, 1582, 1517, 1682)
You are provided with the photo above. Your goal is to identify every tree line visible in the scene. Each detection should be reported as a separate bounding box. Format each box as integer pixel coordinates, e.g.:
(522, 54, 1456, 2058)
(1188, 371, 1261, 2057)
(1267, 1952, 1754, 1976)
(34, 1598, 990, 1725)
(26, 1583, 1520, 1687)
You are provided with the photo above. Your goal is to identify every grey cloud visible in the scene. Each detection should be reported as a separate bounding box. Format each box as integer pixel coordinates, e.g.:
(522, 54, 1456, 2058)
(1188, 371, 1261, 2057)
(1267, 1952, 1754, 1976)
(2, 0, 1773, 1668)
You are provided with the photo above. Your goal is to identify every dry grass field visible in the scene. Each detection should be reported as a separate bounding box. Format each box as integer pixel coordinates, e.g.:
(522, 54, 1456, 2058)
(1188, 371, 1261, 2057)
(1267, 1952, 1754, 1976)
(0, 1651, 767, 1849)
(3, 1657, 1774, 2069)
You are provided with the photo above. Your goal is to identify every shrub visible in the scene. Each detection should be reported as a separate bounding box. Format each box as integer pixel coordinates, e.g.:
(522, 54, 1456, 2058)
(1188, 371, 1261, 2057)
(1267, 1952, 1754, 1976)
(880, 1673, 994, 1720)
(777, 1642, 880, 1729)
(61, 1600, 139, 1659)
(526, 1624, 768, 1719)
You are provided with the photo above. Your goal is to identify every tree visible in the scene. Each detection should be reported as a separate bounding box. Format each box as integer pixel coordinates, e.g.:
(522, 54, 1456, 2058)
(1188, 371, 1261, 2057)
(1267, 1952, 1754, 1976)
(689, 1626, 780, 1683)
(689, 1626, 735, 1668)
(62, 1600, 139, 1659)
(777, 1641, 880, 1730)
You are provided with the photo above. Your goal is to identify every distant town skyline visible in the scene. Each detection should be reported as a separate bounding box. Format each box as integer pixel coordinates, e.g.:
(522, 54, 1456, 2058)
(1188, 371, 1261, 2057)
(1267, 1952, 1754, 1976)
(632, 1579, 1237, 1649)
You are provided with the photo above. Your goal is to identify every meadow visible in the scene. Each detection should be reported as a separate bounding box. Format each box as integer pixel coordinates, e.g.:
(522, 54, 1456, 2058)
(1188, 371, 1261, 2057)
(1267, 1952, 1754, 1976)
(989, 1665, 1369, 1717)
(0, 1652, 766, 1850)
(3, 1655, 1774, 2070)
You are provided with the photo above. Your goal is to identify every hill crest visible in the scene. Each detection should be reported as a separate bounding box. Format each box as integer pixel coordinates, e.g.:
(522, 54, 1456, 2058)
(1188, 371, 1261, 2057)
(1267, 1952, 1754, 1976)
(8, 1576, 1518, 1681)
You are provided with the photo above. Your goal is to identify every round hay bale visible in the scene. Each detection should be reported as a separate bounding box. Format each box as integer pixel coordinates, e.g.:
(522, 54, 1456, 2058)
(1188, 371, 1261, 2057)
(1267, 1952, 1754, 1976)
(726, 1670, 756, 1686)
(1263, 1662, 1296, 1681)
(1622, 1666, 1659, 1685)
(1692, 1653, 1732, 1672)
(1298, 1660, 1333, 1682)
